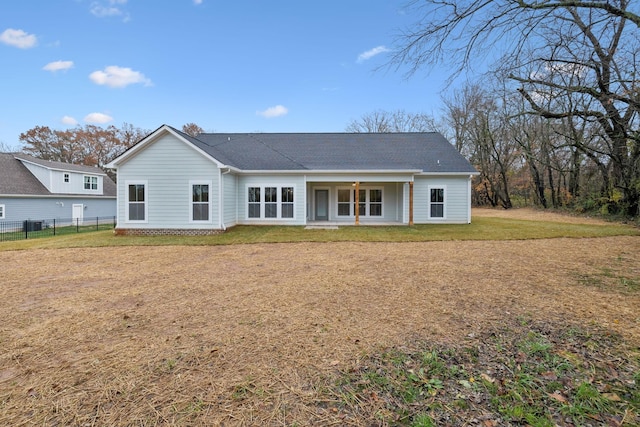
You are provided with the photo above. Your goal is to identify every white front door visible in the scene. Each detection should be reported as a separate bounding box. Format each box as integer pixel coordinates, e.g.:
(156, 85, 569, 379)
(72, 204, 84, 225)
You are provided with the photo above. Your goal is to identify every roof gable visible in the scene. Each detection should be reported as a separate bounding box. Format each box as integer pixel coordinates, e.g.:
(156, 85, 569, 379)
(108, 124, 477, 174)
(105, 125, 225, 169)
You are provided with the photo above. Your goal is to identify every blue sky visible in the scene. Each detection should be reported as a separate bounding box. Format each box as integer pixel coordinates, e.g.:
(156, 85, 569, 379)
(0, 0, 454, 148)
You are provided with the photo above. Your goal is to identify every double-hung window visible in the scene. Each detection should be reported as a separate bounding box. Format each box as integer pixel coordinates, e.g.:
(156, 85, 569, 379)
(264, 187, 277, 218)
(247, 185, 295, 219)
(281, 187, 294, 218)
(84, 175, 98, 190)
(127, 181, 147, 222)
(429, 187, 445, 218)
(337, 189, 351, 216)
(337, 187, 383, 217)
(0, 204, 5, 219)
(248, 187, 261, 218)
(64, 173, 70, 183)
(191, 182, 210, 222)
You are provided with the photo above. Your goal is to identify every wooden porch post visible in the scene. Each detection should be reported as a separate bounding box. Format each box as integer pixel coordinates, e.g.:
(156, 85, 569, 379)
(409, 181, 414, 225)
(355, 181, 360, 225)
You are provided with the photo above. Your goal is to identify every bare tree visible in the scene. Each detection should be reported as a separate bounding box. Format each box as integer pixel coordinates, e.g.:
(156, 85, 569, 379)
(346, 110, 444, 133)
(393, 0, 640, 215)
(445, 83, 519, 208)
(182, 123, 204, 137)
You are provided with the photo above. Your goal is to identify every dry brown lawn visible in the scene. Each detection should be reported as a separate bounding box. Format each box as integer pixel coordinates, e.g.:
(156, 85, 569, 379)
(1, 208, 638, 425)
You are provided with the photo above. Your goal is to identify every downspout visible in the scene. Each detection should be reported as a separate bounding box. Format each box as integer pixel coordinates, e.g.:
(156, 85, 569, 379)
(219, 167, 231, 231)
(468, 175, 473, 224)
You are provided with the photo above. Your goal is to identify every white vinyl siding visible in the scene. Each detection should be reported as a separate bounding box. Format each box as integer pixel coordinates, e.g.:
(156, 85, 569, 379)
(21, 161, 104, 195)
(413, 176, 471, 224)
(115, 134, 220, 229)
(0, 197, 115, 221)
(223, 174, 238, 227)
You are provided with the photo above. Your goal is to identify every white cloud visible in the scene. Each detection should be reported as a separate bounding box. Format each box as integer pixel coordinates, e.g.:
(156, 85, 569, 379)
(89, 65, 152, 88)
(61, 116, 78, 126)
(84, 113, 113, 124)
(90, 0, 131, 22)
(357, 45, 390, 63)
(0, 28, 37, 49)
(257, 105, 288, 118)
(43, 60, 74, 72)
(194, 0, 203, 4)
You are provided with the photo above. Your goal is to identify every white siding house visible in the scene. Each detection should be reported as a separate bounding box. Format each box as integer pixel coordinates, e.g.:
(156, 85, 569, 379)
(0, 153, 116, 222)
(106, 125, 478, 234)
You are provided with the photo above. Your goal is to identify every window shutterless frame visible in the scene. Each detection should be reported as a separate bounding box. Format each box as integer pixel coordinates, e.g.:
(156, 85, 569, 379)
(428, 185, 446, 219)
(189, 180, 212, 222)
(246, 185, 295, 220)
(125, 180, 148, 223)
(84, 175, 98, 190)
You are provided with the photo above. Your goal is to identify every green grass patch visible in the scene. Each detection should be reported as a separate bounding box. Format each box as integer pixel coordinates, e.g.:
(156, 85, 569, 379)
(1, 216, 638, 251)
(325, 320, 639, 426)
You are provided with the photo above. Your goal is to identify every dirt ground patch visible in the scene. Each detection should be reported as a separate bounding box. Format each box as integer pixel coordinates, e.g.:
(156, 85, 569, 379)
(0, 210, 638, 425)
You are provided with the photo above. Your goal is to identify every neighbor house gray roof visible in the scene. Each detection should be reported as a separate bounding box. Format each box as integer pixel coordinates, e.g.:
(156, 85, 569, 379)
(0, 153, 49, 195)
(169, 126, 477, 173)
(0, 153, 116, 196)
(13, 153, 110, 175)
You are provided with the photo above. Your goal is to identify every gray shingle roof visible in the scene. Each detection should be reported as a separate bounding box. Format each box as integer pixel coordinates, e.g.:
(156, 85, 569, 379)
(0, 153, 49, 195)
(0, 153, 116, 196)
(178, 128, 476, 173)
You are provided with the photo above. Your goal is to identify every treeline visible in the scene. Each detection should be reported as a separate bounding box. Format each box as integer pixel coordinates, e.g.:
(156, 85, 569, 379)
(16, 123, 205, 169)
(444, 82, 636, 217)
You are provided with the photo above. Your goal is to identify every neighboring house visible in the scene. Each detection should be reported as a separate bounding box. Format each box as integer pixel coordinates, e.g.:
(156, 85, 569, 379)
(0, 153, 116, 222)
(105, 124, 478, 235)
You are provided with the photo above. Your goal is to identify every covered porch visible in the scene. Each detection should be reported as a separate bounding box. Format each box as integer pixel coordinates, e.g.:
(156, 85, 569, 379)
(305, 175, 416, 226)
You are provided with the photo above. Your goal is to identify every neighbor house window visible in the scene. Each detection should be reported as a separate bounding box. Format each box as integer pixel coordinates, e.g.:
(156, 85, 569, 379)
(337, 187, 383, 217)
(64, 173, 69, 183)
(191, 182, 210, 221)
(247, 185, 296, 219)
(0, 204, 4, 219)
(84, 175, 98, 190)
(429, 187, 445, 218)
(127, 182, 147, 222)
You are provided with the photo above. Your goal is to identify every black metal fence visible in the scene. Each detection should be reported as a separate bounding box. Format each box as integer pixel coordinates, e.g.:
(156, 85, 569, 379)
(0, 216, 116, 242)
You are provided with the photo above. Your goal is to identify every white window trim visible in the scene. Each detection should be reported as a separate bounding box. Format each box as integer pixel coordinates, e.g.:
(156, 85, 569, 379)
(428, 185, 447, 220)
(189, 180, 213, 223)
(335, 186, 384, 218)
(125, 180, 148, 223)
(64, 173, 70, 183)
(83, 175, 99, 191)
(0, 204, 5, 219)
(245, 184, 296, 220)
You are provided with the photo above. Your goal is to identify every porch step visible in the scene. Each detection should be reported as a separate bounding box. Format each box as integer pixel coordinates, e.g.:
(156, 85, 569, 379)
(304, 224, 339, 230)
